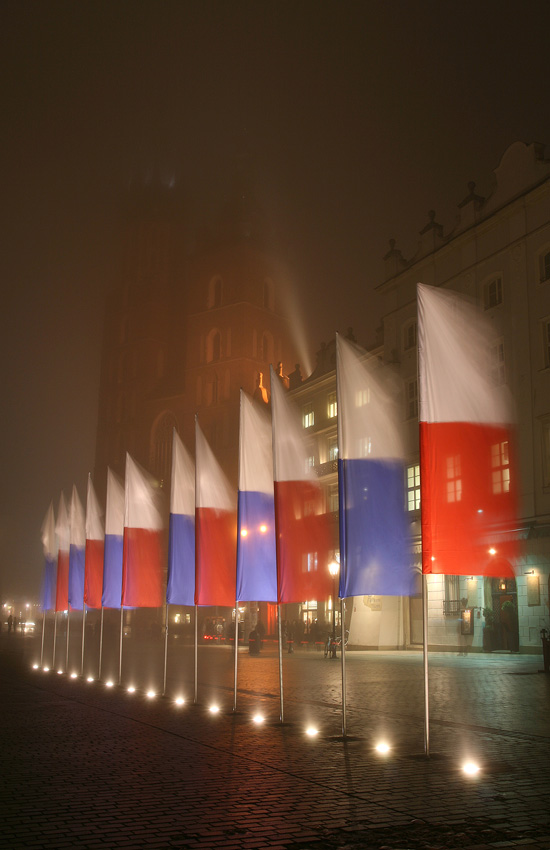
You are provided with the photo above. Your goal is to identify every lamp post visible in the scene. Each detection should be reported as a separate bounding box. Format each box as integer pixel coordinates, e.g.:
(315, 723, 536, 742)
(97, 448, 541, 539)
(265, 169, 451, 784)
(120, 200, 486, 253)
(328, 561, 339, 645)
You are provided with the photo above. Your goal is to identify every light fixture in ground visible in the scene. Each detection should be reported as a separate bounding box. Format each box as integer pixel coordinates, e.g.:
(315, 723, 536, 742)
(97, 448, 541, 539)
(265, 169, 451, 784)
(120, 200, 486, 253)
(209, 704, 220, 714)
(70, 672, 78, 679)
(86, 677, 94, 683)
(305, 726, 319, 737)
(375, 742, 391, 754)
(57, 669, 63, 675)
(146, 690, 156, 699)
(43, 666, 50, 672)
(32, 663, 39, 670)
(105, 680, 114, 688)
(175, 696, 185, 706)
(127, 686, 136, 694)
(252, 713, 264, 725)
(462, 761, 480, 776)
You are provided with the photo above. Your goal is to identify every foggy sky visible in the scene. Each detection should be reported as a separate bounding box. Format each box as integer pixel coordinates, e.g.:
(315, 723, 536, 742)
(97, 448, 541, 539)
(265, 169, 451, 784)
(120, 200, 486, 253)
(1, 0, 549, 600)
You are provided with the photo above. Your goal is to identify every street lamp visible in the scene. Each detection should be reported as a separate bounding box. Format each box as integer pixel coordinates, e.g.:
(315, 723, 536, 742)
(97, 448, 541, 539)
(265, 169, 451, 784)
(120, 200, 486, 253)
(328, 561, 339, 645)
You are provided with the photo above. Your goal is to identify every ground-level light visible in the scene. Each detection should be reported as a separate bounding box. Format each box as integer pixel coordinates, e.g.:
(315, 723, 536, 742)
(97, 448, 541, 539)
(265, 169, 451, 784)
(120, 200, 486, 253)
(305, 726, 319, 737)
(32, 663, 39, 670)
(127, 686, 136, 694)
(106, 680, 114, 688)
(462, 761, 480, 776)
(146, 690, 156, 699)
(209, 704, 220, 714)
(375, 742, 391, 754)
(252, 713, 264, 725)
(175, 696, 185, 706)
(70, 672, 77, 679)
(86, 677, 94, 683)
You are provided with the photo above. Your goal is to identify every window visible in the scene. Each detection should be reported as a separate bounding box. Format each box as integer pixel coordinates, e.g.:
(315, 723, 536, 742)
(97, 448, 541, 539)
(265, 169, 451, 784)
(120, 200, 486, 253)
(327, 392, 337, 418)
(355, 388, 370, 407)
(328, 436, 338, 461)
(209, 276, 223, 308)
(303, 406, 314, 428)
(489, 338, 506, 385)
(539, 250, 550, 283)
(359, 436, 371, 457)
(206, 329, 222, 363)
(446, 455, 462, 503)
(483, 277, 502, 310)
(403, 320, 417, 351)
(406, 378, 418, 419)
(328, 483, 339, 512)
(305, 455, 315, 473)
(150, 411, 177, 488)
(407, 464, 420, 511)
(491, 441, 510, 494)
(443, 575, 460, 616)
(260, 331, 273, 362)
(542, 419, 550, 488)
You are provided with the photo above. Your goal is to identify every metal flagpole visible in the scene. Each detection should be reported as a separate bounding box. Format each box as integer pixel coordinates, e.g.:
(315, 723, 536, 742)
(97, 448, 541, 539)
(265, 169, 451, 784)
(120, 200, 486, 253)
(422, 574, 430, 756)
(40, 610, 46, 666)
(118, 607, 124, 685)
(65, 610, 70, 671)
(81, 606, 86, 676)
(98, 606, 104, 680)
(52, 612, 58, 669)
(233, 600, 239, 712)
(340, 598, 347, 737)
(194, 604, 198, 704)
(162, 605, 169, 696)
(277, 603, 284, 723)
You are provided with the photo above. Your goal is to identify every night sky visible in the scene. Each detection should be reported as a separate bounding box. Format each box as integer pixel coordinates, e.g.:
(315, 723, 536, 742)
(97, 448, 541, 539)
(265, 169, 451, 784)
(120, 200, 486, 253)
(2, 0, 549, 600)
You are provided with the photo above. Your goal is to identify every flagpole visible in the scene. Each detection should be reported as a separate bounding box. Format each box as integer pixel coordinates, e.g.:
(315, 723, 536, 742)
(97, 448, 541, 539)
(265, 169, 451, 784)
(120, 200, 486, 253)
(66, 609, 70, 671)
(98, 606, 104, 680)
(162, 605, 169, 697)
(340, 597, 347, 738)
(233, 599, 239, 712)
(52, 611, 58, 669)
(194, 604, 198, 704)
(81, 606, 86, 676)
(118, 607, 124, 685)
(40, 610, 46, 666)
(422, 574, 430, 756)
(277, 603, 284, 723)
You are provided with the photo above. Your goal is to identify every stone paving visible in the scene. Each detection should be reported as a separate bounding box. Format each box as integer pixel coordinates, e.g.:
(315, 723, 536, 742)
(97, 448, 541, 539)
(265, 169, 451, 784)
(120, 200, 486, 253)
(1, 632, 550, 849)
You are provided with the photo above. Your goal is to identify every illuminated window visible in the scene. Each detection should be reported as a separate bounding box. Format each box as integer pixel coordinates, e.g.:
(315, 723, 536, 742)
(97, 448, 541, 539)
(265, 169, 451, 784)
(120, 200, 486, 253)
(206, 329, 222, 363)
(305, 455, 315, 473)
(406, 378, 418, 419)
(302, 552, 318, 573)
(328, 436, 338, 461)
(328, 483, 339, 512)
(359, 436, 371, 457)
(489, 339, 506, 385)
(403, 320, 417, 351)
(491, 441, 510, 494)
(355, 388, 370, 407)
(484, 277, 502, 310)
(327, 392, 337, 418)
(303, 406, 314, 428)
(407, 464, 420, 511)
(539, 250, 550, 283)
(446, 455, 462, 502)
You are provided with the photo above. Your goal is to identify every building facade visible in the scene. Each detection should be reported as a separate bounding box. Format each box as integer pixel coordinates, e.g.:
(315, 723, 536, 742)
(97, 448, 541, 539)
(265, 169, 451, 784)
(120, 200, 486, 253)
(292, 142, 550, 653)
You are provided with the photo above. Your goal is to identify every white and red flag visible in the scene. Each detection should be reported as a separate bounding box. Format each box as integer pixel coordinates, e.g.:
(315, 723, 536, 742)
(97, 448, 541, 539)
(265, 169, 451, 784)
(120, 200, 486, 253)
(417, 283, 519, 577)
(270, 366, 332, 603)
(84, 474, 104, 609)
(122, 454, 165, 607)
(194, 418, 237, 607)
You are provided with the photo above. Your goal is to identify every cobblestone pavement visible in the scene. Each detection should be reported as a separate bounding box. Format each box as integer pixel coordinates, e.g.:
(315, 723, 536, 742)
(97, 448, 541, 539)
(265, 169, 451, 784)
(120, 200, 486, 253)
(1, 632, 550, 849)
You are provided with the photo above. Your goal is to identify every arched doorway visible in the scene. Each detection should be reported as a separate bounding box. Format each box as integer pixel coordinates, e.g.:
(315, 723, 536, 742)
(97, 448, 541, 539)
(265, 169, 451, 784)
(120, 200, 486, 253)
(490, 576, 519, 652)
